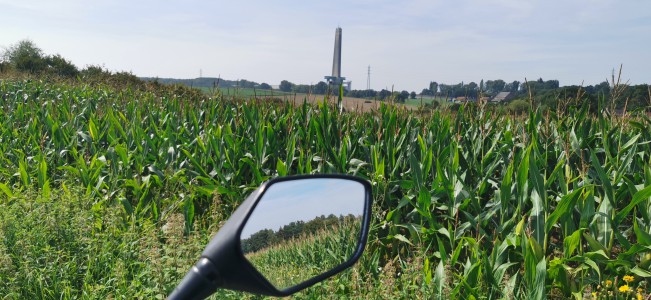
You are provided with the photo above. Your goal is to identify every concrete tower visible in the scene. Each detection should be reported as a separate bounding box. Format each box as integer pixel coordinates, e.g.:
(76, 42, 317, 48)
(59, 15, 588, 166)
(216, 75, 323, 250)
(324, 27, 346, 87)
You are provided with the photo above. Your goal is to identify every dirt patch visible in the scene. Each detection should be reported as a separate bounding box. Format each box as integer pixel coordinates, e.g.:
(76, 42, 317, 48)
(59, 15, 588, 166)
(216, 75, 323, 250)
(259, 93, 408, 113)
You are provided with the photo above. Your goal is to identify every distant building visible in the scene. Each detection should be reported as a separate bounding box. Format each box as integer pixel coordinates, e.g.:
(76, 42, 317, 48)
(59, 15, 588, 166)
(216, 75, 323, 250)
(491, 92, 512, 103)
(455, 96, 478, 102)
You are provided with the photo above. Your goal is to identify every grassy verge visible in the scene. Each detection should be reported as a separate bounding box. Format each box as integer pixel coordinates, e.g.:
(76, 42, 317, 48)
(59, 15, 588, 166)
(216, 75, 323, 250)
(0, 189, 435, 299)
(0, 189, 212, 299)
(403, 96, 445, 107)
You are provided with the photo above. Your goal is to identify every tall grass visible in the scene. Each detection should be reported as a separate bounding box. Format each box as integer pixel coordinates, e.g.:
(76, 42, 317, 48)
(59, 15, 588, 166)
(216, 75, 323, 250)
(0, 189, 212, 299)
(245, 220, 360, 290)
(1, 79, 651, 298)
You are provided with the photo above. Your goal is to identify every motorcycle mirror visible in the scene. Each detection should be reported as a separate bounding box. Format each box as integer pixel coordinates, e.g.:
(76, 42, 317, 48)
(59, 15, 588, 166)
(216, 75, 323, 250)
(169, 175, 372, 299)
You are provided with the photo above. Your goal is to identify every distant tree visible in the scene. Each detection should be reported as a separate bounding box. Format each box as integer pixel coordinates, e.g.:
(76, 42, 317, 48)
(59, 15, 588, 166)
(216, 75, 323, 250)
(510, 80, 521, 93)
(453, 82, 465, 97)
(2, 39, 46, 73)
(410, 91, 417, 99)
(396, 90, 410, 103)
(594, 81, 610, 95)
(313, 81, 328, 94)
(241, 229, 275, 253)
(494, 79, 506, 93)
(279, 80, 294, 92)
(80, 64, 109, 79)
(378, 89, 392, 100)
(45, 54, 79, 77)
(292, 84, 311, 94)
(485, 79, 506, 95)
(113, 71, 144, 87)
(421, 88, 431, 96)
(238, 79, 256, 88)
(429, 81, 439, 95)
(439, 84, 451, 97)
(347, 89, 377, 98)
(544, 79, 560, 90)
(467, 82, 478, 98)
(522, 79, 559, 94)
(259, 82, 272, 90)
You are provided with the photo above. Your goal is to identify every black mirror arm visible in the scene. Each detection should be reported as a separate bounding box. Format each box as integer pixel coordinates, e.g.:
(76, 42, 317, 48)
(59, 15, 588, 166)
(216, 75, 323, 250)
(168, 257, 223, 300)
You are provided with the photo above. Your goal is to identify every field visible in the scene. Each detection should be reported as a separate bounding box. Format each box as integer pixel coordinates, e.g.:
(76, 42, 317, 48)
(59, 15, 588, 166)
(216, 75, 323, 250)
(280, 93, 389, 113)
(1, 79, 651, 299)
(207, 87, 292, 98)
(404, 96, 446, 107)
(196, 86, 405, 113)
(244, 219, 360, 291)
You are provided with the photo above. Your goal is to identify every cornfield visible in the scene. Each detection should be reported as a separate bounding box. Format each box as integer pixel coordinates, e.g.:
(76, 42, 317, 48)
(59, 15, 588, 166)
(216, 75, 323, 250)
(244, 219, 361, 290)
(1, 79, 651, 299)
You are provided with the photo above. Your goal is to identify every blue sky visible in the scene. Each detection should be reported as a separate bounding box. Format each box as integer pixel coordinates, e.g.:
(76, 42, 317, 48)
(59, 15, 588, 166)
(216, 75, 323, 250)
(1, 0, 650, 91)
(240, 178, 365, 239)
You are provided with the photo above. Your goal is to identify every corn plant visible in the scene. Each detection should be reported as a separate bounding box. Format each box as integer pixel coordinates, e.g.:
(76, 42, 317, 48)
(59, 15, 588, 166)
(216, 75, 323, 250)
(2, 79, 651, 298)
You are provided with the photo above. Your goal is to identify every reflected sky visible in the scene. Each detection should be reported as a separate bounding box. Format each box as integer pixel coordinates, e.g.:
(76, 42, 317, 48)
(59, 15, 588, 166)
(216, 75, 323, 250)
(241, 178, 365, 239)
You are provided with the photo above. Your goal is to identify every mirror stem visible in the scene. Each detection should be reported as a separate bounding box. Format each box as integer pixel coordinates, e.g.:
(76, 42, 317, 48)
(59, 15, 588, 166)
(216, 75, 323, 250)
(168, 258, 223, 300)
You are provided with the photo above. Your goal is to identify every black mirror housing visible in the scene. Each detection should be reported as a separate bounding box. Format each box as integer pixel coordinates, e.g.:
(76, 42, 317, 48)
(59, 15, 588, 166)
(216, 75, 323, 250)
(169, 174, 373, 299)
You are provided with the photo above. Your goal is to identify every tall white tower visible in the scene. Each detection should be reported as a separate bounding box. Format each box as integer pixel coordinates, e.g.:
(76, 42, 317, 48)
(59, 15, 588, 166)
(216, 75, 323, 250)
(324, 27, 346, 87)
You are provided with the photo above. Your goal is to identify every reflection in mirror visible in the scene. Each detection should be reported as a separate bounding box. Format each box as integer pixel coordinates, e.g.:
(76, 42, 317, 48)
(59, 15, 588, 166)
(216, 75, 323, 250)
(240, 178, 365, 290)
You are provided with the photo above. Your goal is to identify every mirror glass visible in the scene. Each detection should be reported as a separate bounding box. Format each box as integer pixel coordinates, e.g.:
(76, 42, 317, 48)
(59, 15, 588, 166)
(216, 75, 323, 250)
(240, 178, 366, 290)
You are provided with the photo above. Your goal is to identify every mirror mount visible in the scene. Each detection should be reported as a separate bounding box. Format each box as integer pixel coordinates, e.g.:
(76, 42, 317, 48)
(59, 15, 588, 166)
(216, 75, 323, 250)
(169, 258, 222, 300)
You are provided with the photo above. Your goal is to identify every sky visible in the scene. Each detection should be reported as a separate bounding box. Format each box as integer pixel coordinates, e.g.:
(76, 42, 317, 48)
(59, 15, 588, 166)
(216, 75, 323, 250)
(240, 178, 366, 239)
(1, 0, 650, 92)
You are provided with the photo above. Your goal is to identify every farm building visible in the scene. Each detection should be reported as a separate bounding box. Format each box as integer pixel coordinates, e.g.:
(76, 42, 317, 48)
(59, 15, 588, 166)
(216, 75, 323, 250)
(491, 92, 513, 103)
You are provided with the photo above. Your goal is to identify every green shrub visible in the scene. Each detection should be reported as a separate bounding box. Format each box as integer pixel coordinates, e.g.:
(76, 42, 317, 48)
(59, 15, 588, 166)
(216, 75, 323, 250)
(507, 98, 531, 114)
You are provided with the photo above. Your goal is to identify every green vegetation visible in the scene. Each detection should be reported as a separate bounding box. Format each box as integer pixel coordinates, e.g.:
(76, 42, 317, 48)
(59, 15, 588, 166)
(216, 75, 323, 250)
(404, 96, 445, 107)
(2, 40, 651, 299)
(507, 99, 531, 114)
(2, 77, 651, 299)
(244, 218, 360, 290)
(345, 89, 413, 102)
(241, 214, 359, 254)
(0, 189, 212, 299)
(140, 77, 264, 90)
(1, 40, 79, 77)
(420, 75, 650, 114)
(216, 87, 291, 98)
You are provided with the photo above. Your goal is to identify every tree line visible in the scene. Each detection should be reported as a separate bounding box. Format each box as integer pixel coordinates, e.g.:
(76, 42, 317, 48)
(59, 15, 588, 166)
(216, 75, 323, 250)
(0, 40, 207, 101)
(420, 79, 525, 99)
(1, 40, 80, 77)
(4, 39, 647, 111)
(240, 214, 358, 254)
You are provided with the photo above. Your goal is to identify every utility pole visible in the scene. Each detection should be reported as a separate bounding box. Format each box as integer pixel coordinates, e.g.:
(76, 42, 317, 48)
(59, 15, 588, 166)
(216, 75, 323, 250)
(366, 65, 371, 90)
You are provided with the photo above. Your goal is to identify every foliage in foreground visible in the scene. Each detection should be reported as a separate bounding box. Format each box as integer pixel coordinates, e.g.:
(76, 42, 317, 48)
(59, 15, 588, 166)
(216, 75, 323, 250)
(0, 190, 210, 299)
(1, 79, 651, 298)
